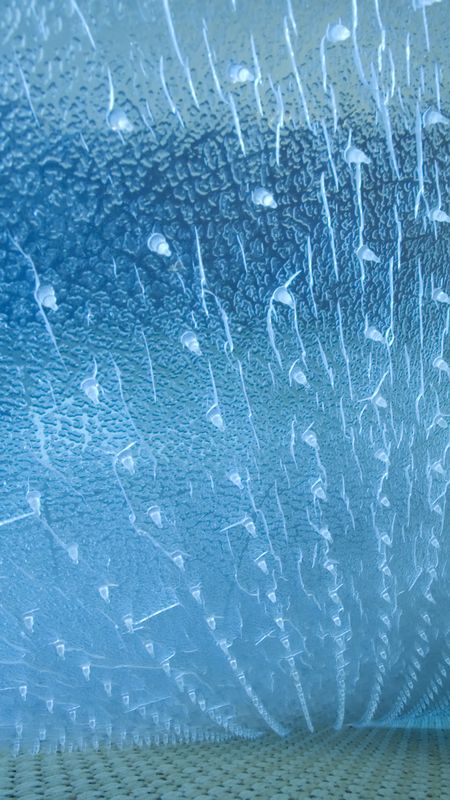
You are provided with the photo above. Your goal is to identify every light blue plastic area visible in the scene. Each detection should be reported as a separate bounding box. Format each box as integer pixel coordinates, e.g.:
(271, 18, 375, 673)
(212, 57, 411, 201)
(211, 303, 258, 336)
(0, 0, 449, 756)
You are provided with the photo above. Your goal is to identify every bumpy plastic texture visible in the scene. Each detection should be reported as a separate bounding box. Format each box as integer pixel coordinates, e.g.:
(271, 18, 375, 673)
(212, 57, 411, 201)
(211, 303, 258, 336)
(0, 0, 449, 758)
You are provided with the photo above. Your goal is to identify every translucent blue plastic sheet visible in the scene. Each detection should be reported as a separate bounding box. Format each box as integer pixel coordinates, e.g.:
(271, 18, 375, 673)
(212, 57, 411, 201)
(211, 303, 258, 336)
(0, 0, 449, 755)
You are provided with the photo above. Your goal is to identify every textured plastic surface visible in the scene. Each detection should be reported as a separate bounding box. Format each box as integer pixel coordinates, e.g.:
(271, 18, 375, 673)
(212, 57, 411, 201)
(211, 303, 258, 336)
(0, 0, 449, 756)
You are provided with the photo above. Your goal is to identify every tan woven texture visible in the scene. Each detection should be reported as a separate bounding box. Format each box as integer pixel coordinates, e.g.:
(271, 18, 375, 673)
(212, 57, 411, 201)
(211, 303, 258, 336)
(0, 727, 449, 799)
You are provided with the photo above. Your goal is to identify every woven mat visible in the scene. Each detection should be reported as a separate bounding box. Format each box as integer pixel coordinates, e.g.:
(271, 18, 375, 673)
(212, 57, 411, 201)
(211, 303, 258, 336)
(0, 726, 448, 799)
